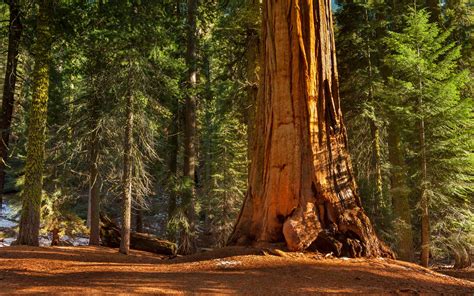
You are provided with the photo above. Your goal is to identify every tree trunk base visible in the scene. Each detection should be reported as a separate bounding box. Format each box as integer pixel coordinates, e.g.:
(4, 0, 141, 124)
(230, 203, 394, 259)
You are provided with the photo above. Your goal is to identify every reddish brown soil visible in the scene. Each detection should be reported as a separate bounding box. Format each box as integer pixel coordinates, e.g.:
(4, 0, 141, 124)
(0, 246, 472, 294)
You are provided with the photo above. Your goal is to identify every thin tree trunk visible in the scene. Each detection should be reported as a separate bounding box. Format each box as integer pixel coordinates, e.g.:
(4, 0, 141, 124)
(0, 0, 22, 210)
(416, 42, 430, 267)
(426, 0, 441, 23)
(419, 108, 429, 267)
(134, 207, 143, 233)
(388, 121, 414, 261)
(88, 0, 104, 247)
(120, 92, 133, 255)
(364, 5, 383, 213)
(229, 0, 392, 258)
(88, 97, 101, 246)
(167, 112, 178, 240)
(370, 122, 383, 210)
(180, 0, 198, 255)
(17, 0, 52, 246)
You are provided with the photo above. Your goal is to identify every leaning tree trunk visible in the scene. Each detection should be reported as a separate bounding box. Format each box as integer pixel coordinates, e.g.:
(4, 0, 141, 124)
(228, 0, 392, 258)
(0, 0, 22, 210)
(17, 0, 52, 246)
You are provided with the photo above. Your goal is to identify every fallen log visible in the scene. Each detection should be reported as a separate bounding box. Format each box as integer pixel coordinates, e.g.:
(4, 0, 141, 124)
(100, 215, 177, 256)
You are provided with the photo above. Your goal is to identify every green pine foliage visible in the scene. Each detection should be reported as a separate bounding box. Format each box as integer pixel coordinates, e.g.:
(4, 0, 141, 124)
(384, 8, 473, 262)
(338, 2, 473, 263)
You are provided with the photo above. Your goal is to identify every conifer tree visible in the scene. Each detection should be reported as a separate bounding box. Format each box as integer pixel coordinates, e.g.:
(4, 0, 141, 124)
(384, 8, 472, 266)
(17, 0, 53, 246)
(0, 0, 22, 211)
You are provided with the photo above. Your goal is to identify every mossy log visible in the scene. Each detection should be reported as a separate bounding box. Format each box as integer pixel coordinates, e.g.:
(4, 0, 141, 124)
(100, 215, 176, 256)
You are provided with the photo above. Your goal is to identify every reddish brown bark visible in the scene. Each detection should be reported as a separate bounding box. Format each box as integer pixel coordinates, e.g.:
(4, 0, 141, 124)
(229, 0, 392, 258)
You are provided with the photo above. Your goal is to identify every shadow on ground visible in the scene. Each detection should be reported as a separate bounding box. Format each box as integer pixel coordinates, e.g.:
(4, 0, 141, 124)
(0, 246, 472, 294)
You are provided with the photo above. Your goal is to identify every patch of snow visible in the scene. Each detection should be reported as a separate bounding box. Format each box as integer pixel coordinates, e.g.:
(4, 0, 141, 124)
(61, 235, 89, 246)
(0, 218, 16, 228)
(69, 236, 89, 246)
(340, 257, 350, 261)
(215, 259, 242, 269)
(39, 236, 51, 247)
(1, 203, 15, 218)
(0, 234, 90, 247)
(0, 203, 18, 228)
(0, 237, 15, 247)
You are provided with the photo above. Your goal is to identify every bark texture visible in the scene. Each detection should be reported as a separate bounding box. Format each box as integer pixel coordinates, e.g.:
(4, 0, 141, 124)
(180, 0, 198, 255)
(134, 208, 143, 233)
(0, 0, 22, 209)
(166, 111, 179, 241)
(88, 97, 101, 246)
(87, 1, 104, 246)
(16, 0, 52, 246)
(119, 92, 133, 255)
(245, 0, 260, 167)
(419, 108, 430, 267)
(426, 0, 441, 23)
(229, 0, 392, 258)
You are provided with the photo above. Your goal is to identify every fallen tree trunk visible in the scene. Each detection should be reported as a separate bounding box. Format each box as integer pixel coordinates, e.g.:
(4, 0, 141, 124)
(100, 215, 177, 256)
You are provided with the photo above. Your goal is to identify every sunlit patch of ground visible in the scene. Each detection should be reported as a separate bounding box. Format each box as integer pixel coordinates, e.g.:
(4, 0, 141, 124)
(0, 246, 472, 294)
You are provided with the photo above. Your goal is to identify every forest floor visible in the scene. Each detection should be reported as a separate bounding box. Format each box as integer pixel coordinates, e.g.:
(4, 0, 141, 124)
(0, 246, 472, 295)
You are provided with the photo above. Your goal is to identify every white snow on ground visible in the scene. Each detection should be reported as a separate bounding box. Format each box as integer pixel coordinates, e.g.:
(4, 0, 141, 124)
(0, 237, 15, 247)
(1, 203, 15, 217)
(0, 236, 90, 248)
(215, 259, 242, 269)
(0, 218, 16, 228)
(72, 237, 89, 246)
(0, 203, 18, 228)
(62, 235, 90, 246)
(39, 236, 51, 247)
(0, 202, 90, 247)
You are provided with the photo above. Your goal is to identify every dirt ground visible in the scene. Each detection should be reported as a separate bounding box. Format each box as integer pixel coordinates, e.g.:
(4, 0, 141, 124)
(0, 246, 472, 295)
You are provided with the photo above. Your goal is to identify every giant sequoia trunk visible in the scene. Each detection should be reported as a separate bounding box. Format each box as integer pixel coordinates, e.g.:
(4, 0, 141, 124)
(17, 0, 52, 246)
(244, 0, 260, 168)
(0, 0, 22, 210)
(229, 0, 392, 258)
